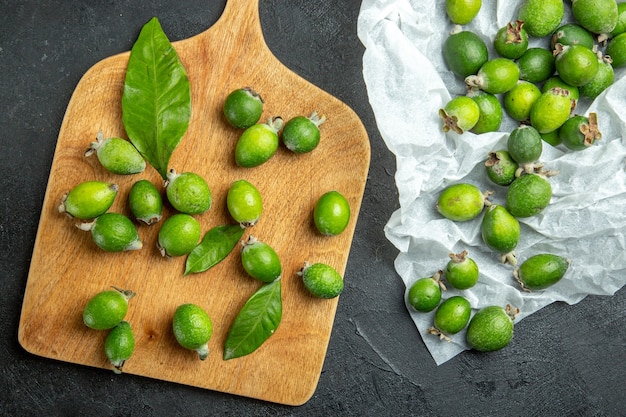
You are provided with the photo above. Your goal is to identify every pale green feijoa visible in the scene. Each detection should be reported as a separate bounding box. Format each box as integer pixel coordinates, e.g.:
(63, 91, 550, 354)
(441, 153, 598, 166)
(610, 2, 626, 37)
(77, 213, 142, 252)
(466, 305, 517, 352)
(530, 87, 573, 134)
(105, 320, 135, 374)
(235, 117, 283, 167)
(481, 205, 520, 265)
(507, 125, 543, 173)
(58, 181, 118, 220)
(606, 33, 626, 68)
(465, 58, 520, 94)
(572, 0, 618, 36)
(468, 90, 503, 134)
(223, 87, 264, 129)
(516, 47, 555, 84)
(485, 150, 518, 186)
(299, 262, 344, 299)
(157, 213, 201, 257)
(436, 183, 486, 222)
(443, 29, 489, 78)
(559, 113, 602, 151)
(281, 111, 326, 153)
(439, 96, 480, 134)
(165, 169, 212, 215)
(551, 23, 594, 50)
(85, 131, 146, 175)
(554, 44, 599, 87)
(241, 235, 282, 283)
(314, 190, 351, 236)
(506, 172, 553, 218)
(514, 254, 570, 291)
(494, 21, 528, 60)
(172, 303, 213, 360)
(503, 80, 541, 122)
(129, 179, 163, 225)
(445, 0, 481, 25)
(540, 130, 562, 147)
(427, 295, 472, 339)
(542, 76, 579, 111)
(83, 287, 136, 330)
(445, 250, 479, 290)
(407, 271, 444, 313)
(579, 55, 615, 99)
(517, 0, 564, 38)
(227, 179, 263, 227)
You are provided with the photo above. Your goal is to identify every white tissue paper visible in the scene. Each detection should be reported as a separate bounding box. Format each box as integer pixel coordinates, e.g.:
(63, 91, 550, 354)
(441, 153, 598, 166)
(357, 0, 626, 365)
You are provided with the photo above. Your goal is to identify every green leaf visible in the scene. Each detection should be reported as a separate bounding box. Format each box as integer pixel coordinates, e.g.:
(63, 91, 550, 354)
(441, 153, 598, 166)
(184, 224, 245, 276)
(122, 17, 191, 180)
(223, 279, 282, 360)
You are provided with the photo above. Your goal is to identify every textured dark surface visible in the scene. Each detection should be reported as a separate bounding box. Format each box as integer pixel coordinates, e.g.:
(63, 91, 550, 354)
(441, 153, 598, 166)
(1, 1, 625, 416)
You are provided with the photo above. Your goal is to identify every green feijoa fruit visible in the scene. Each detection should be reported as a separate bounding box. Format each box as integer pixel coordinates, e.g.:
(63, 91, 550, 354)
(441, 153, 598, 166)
(559, 113, 602, 151)
(514, 254, 570, 291)
(465, 58, 520, 94)
(540, 130, 562, 147)
(530, 87, 573, 134)
(83, 287, 136, 330)
(436, 183, 485, 222)
(551, 23, 594, 50)
(129, 179, 163, 225)
(468, 90, 503, 134)
(281, 111, 325, 153)
(314, 190, 351, 236)
(606, 33, 626, 68)
(485, 150, 518, 186)
(579, 55, 615, 99)
(443, 30, 489, 78)
(554, 44, 599, 87)
(77, 213, 142, 252)
(445, 250, 479, 290)
(223, 87, 264, 129)
(439, 96, 480, 134)
(481, 205, 520, 265)
(506, 173, 552, 218)
(445, 0, 481, 25)
(227, 179, 263, 227)
(610, 2, 626, 37)
(542, 76, 579, 111)
(507, 125, 543, 171)
(105, 321, 135, 374)
(407, 271, 444, 313)
(299, 262, 344, 299)
(157, 213, 201, 257)
(59, 181, 118, 220)
(466, 305, 517, 352)
(517, 0, 564, 38)
(516, 47, 555, 84)
(235, 117, 283, 167)
(241, 236, 282, 283)
(85, 131, 146, 175)
(428, 296, 472, 338)
(172, 303, 213, 360)
(572, 0, 618, 35)
(494, 21, 528, 59)
(503, 80, 541, 122)
(165, 169, 212, 215)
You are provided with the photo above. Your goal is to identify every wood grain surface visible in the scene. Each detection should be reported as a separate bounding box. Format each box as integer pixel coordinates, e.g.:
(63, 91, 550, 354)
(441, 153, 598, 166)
(18, 0, 370, 406)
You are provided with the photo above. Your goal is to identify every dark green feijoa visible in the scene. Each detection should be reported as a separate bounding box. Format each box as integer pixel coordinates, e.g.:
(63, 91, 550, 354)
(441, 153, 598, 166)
(517, 0, 564, 38)
(530, 87, 572, 134)
(77, 213, 142, 252)
(314, 190, 351, 236)
(445, 250, 479, 290)
(223, 87, 264, 129)
(559, 113, 602, 151)
(281, 111, 326, 153)
(507, 125, 543, 174)
(551, 23, 594, 50)
(579, 54, 615, 99)
(468, 90, 503, 134)
(481, 205, 520, 265)
(465, 58, 520, 94)
(85, 131, 146, 175)
(514, 254, 570, 291)
(443, 29, 489, 79)
(184, 224, 245, 276)
(485, 150, 518, 186)
(241, 235, 282, 283)
(516, 47, 555, 84)
(165, 169, 212, 215)
(129, 179, 163, 225)
(172, 303, 213, 361)
(427, 295, 472, 340)
(445, 0, 481, 25)
(235, 117, 283, 167)
(503, 80, 541, 122)
(436, 183, 487, 222)
(494, 21, 528, 60)
(58, 181, 118, 220)
(299, 261, 344, 299)
(572, 0, 618, 36)
(610, 2, 626, 38)
(105, 321, 135, 374)
(157, 213, 201, 257)
(540, 130, 562, 147)
(439, 96, 480, 134)
(542, 76, 579, 111)
(466, 305, 517, 352)
(554, 44, 599, 87)
(83, 287, 136, 330)
(606, 33, 626, 68)
(407, 271, 445, 313)
(506, 172, 553, 218)
(227, 179, 263, 227)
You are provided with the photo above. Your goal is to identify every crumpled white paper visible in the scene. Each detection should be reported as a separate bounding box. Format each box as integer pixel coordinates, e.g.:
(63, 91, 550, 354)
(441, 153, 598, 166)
(357, 0, 626, 365)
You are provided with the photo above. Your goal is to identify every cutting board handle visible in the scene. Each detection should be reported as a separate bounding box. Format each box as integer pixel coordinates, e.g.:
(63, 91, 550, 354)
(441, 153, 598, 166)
(208, 0, 264, 45)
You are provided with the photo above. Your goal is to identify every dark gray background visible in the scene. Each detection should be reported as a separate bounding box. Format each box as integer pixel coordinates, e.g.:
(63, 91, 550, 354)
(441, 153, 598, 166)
(1, 1, 625, 416)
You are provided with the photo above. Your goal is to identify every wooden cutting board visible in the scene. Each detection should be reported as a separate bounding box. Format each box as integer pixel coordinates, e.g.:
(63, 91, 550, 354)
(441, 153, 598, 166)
(18, 0, 370, 406)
